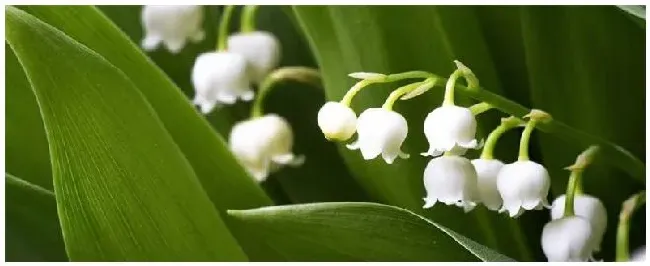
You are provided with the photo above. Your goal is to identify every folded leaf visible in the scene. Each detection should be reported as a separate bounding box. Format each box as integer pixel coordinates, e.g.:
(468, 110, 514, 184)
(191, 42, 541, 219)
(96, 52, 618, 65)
(226, 202, 515, 262)
(5, 45, 52, 190)
(6, 7, 246, 261)
(5, 173, 67, 262)
(20, 5, 273, 212)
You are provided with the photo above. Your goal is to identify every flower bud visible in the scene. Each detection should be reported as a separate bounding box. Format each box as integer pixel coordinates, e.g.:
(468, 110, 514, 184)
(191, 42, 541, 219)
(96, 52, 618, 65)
(471, 158, 504, 211)
(423, 155, 479, 212)
(422, 105, 480, 156)
(229, 114, 303, 181)
(141, 6, 204, 53)
(346, 108, 409, 164)
(542, 216, 593, 261)
(317, 101, 357, 141)
(227, 31, 281, 84)
(191, 52, 253, 113)
(551, 194, 607, 252)
(497, 160, 551, 217)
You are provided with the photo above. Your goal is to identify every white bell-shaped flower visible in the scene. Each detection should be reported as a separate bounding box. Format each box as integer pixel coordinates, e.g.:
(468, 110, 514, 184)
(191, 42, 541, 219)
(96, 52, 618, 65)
(471, 158, 504, 211)
(191, 52, 254, 113)
(227, 31, 281, 84)
(542, 216, 593, 261)
(346, 108, 409, 164)
(497, 160, 551, 217)
(423, 155, 480, 212)
(141, 6, 204, 53)
(229, 114, 303, 182)
(422, 105, 480, 156)
(317, 101, 357, 141)
(551, 194, 607, 252)
(632, 246, 646, 261)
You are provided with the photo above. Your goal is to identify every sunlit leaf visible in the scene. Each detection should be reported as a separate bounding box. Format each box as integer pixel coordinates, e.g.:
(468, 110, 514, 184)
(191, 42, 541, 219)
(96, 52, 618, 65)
(6, 7, 246, 261)
(227, 202, 515, 261)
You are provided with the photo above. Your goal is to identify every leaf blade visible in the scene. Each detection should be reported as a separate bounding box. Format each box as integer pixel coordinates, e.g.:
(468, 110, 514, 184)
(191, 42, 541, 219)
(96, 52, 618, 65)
(226, 202, 515, 262)
(6, 7, 246, 261)
(5, 173, 67, 262)
(20, 5, 273, 211)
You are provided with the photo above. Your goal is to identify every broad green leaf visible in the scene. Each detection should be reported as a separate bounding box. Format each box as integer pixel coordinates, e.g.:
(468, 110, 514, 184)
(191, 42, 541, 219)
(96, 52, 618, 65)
(226, 202, 515, 262)
(616, 5, 645, 28)
(520, 6, 645, 260)
(20, 5, 272, 212)
(292, 6, 532, 260)
(99, 5, 369, 204)
(6, 7, 246, 261)
(5, 44, 52, 190)
(5, 173, 67, 262)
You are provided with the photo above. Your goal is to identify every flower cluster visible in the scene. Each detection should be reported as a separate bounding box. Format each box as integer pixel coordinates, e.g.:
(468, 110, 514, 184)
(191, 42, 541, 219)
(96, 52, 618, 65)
(317, 63, 611, 262)
(141, 5, 300, 182)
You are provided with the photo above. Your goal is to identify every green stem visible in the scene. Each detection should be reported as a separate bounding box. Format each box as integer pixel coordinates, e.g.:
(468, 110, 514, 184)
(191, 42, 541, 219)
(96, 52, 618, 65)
(563, 170, 583, 217)
(616, 191, 646, 261)
(480, 117, 522, 160)
(443, 70, 461, 106)
(251, 67, 321, 117)
(341, 71, 436, 107)
(469, 102, 492, 115)
(435, 77, 645, 183)
(382, 78, 436, 110)
(216, 5, 235, 51)
(240, 5, 259, 33)
(518, 120, 537, 161)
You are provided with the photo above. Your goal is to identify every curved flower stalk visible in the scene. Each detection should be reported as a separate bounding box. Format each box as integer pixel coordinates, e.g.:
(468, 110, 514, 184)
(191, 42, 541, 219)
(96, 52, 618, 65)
(497, 110, 552, 217)
(338, 65, 644, 183)
(141, 5, 204, 53)
(616, 190, 646, 261)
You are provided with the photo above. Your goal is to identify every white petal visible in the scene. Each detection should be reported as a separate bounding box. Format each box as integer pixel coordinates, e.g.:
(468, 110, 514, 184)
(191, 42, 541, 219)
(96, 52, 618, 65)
(190, 29, 205, 43)
(472, 159, 504, 211)
(497, 160, 550, 217)
(240, 90, 255, 101)
(141, 34, 161, 51)
(191, 52, 252, 106)
(163, 38, 186, 54)
(227, 31, 281, 83)
(542, 216, 593, 261)
(422, 156, 479, 211)
(317, 101, 358, 141)
(423, 105, 479, 154)
(354, 108, 408, 163)
(346, 140, 360, 150)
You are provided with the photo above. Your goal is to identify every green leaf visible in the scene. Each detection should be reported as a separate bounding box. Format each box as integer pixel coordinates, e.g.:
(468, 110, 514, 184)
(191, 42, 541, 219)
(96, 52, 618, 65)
(20, 5, 273, 212)
(292, 6, 532, 260)
(616, 5, 645, 28)
(5, 173, 67, 262)
(520, 6, 645, 260)
(5, 7, 246, 261)
(226, 202, 515, 262)
(99, 5, 370, 204)
(5, 44, 52, 190)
